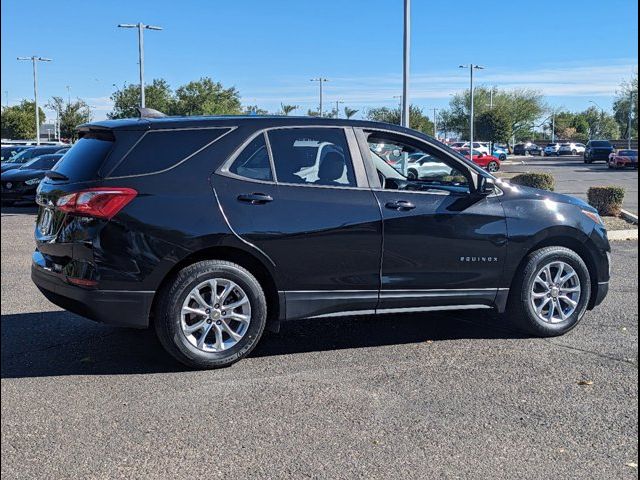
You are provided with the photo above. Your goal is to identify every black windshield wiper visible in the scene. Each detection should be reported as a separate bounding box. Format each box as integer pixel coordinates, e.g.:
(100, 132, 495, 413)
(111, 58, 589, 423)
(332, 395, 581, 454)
(44, 170, 69, 181)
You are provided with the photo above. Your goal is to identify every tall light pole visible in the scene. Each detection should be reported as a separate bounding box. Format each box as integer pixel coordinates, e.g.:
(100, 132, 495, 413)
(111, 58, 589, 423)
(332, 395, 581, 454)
(588, 100, 604, 139)
(628, 90, 635, 149)
(66, 85, 71, 105)
(401, 0, 410, 128)
(17, 56, 52, 145)
(118, 22, 163, 109)
(310, 78, 328, 117)
(335, 100, 344, 118)
(432, 107, 439, 138)
(459, 64, 485, 150)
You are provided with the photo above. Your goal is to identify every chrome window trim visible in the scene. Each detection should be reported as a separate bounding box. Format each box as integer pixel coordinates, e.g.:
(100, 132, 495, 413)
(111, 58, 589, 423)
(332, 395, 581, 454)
(105, 126, 236, 180)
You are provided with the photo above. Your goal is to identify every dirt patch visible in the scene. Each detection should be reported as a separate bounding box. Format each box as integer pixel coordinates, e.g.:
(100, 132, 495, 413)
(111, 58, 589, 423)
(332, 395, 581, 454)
(603, 215, 638, 231)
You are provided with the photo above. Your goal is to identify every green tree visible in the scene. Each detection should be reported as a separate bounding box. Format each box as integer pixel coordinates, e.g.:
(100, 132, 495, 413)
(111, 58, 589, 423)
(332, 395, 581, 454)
(108, 79, 174, 119)
(366, 105, 434, 134)
(47, 96, 93, 141)
(344, 107, 358, 119)
(244, 105, 269, 115)
(1, 100, 46, 139)
(307, 109, 321, 117)
(173, 77, 242, 116)
(280, 104, 298, 115)
(441, 87, 545, 144)
(582, 106, 620, 139)
(613, 76, 638, 140)
(476, 108, 511, 144)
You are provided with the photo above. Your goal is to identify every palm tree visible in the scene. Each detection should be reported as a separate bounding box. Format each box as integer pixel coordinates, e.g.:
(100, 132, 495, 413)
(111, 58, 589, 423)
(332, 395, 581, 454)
(280, 104, 298, 116)
(344, 107, 359, 119)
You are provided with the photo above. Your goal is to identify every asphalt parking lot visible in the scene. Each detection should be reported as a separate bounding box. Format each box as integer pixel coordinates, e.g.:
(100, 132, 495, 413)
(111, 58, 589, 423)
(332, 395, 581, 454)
(501, 155, 638, 213)
(1, 206, 638, 478)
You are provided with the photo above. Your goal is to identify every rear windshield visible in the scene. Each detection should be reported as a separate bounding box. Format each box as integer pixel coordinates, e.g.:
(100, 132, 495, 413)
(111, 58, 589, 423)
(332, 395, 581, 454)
(50, 136, 113, 181)
(591, 141, 612, 147)
(618, 150, 637, 156)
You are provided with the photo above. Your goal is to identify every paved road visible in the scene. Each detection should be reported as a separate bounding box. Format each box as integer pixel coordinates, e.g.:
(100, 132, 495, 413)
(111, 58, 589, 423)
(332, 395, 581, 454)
(501, 155, 638, 214)
(1, 209, 638, 479)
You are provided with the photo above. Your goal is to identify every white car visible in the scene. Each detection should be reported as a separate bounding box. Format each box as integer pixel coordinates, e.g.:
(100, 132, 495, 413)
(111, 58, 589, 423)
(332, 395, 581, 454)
(406, 154, 453, 179)
(544, 143, 561, 156)
(449, 142, 490, 155)
(558, 142, 586, 156)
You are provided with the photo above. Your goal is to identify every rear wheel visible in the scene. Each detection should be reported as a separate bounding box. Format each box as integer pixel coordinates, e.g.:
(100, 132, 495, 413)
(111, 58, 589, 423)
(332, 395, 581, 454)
(487, 161, 500, 172)
(507, 246, 591, 337)
(154, 260, 267, 369)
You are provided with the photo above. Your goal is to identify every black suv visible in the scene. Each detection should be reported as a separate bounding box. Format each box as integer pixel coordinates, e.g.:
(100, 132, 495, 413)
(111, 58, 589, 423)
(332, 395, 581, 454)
(513, 143, 542, 156)
(31, 116, 611, 368)
(584, 140, 615, 163)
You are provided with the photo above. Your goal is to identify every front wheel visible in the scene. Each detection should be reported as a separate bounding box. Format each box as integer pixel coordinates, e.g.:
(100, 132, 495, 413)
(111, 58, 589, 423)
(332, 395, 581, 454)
(154, 260, 267, 369)
(507, 246, 591, 337)
(487, 161, 500, 172)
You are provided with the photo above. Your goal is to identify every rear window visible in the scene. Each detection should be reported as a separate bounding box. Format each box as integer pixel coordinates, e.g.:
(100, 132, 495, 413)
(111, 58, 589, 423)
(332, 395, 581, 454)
(591, 141, 612, 147)
(109, 128, 229, 177)
(51, 136, 113, 181)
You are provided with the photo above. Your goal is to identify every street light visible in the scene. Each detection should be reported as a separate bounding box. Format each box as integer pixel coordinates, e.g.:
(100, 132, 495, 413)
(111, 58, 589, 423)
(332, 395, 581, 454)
(432, 107, 439, 138)
(628, 90, 636, 149)
(401, 0, 410, 128)
(588, 100, 604, 139)
(17, 56, 52, 145)
(310, 78, 328, 117)
(459, 64, 485, 151)
(118, 22, 163, 109)
(334, 100, 344, 118)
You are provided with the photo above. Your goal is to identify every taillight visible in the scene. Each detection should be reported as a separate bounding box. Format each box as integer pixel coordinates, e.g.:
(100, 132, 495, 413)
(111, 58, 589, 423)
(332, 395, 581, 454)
(57, 187, 137, 219)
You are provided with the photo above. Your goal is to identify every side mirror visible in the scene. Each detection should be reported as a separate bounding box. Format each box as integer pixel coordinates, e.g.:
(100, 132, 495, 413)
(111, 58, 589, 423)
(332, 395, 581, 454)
(474, 176, 496, 196)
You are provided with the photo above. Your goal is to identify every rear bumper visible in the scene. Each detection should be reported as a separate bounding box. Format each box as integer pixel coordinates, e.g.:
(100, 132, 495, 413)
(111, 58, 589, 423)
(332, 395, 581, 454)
(31, 252, 153, 328)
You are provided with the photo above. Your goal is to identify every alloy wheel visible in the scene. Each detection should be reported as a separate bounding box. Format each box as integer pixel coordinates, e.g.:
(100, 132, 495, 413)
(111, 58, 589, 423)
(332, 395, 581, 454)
(530, 261, 581, 324)
(181, 278, 252, 352)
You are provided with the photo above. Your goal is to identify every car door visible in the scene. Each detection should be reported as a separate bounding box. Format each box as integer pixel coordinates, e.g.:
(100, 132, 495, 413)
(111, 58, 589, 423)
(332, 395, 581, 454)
(355, 128, 508, 311)
(214, 126, 382, 320)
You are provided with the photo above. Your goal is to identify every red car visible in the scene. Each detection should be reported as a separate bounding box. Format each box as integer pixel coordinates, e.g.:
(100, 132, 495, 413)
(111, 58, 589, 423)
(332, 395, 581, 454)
(456, 148, 501, 172)
(608, 149, 638, 169)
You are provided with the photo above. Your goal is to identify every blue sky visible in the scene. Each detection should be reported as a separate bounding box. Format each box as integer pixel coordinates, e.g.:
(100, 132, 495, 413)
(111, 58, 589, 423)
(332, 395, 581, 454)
(1, 0, 638, 121)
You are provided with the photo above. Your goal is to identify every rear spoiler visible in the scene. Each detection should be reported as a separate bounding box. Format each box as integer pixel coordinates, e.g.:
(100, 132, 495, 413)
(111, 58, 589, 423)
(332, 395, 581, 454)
(137, 107, 167, 118)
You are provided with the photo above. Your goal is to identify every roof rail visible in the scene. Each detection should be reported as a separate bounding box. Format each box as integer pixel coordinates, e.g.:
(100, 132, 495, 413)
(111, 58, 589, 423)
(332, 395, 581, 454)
(137, 107, 167, 118)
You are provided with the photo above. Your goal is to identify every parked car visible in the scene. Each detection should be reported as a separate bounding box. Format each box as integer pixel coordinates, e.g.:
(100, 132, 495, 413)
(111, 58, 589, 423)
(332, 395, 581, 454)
(558, 143, 586, 156)
(31, 116, 610, 369)
(491, 146, 508, 160)
(544, 143, 561, 156)
(608, 149, 638, 169)
(1, 145, 69, 173)
(584, 140, 615, 164)
(457, 148, 501, 172)
(513, 143, 542, 156)
(406, 154, 453, 179)
(1, 154, 64, 205)
(1, 145, 32, 162)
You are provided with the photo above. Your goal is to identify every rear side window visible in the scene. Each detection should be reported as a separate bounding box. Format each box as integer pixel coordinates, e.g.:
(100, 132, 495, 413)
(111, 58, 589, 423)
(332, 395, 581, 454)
(110, 128, 229, 177)
(51, 136, 113, 181)
(229, 134, 273, 181)
(267, 128, 356, 187)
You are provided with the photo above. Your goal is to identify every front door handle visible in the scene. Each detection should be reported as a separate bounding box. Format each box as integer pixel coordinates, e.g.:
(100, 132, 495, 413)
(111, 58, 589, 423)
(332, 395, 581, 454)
(237, 193, 274, 205)
(385, 200, 416, 211)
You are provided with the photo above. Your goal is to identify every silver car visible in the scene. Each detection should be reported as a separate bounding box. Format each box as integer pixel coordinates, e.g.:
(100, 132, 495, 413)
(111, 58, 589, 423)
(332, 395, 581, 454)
(544, 143, 561, 156)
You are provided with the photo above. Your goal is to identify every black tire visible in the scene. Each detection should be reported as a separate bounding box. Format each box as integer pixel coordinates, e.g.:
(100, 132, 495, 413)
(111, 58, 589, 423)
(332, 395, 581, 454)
(487, 161, 500, 172)
(407, 169, 418, 180)
(506, 246, 591, 337)
(154, 260, 267, 369)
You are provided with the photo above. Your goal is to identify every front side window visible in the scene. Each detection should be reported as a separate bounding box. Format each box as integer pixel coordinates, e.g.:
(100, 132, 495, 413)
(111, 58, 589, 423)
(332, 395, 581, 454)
(229, 134, 273, 181)
(267, 128, 356, 187)
(366, 133, 470, 193)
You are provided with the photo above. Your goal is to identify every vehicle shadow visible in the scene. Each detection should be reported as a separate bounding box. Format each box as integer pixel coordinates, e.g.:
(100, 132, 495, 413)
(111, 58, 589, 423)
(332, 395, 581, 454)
(1, 309, 526, 379)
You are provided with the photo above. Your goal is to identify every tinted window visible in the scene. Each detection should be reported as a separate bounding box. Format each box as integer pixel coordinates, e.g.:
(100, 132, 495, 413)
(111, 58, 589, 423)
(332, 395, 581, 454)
(268, 128, 356, 187)
(110, 128, 229, 177)
(591, 141, 612, 147)
(229, 134, 273, 181)
(51, 137, 113, 181)
(11, 147, 57, 163)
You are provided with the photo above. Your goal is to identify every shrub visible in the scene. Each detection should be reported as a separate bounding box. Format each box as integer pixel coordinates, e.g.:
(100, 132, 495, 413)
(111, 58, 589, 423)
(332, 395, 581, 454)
(509, 172, 555, 191)
(587, 186, 626, 216)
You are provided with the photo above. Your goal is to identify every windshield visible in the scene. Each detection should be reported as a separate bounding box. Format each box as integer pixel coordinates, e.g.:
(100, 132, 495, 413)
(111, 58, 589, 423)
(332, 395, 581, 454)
(20, 155, 62, 170)
(591, 141, 612, 147)
(618, 150, 638, 156)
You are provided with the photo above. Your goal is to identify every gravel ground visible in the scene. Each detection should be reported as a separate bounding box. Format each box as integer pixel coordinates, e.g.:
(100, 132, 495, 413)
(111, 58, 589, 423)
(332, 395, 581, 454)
(1, 207, 638, 480)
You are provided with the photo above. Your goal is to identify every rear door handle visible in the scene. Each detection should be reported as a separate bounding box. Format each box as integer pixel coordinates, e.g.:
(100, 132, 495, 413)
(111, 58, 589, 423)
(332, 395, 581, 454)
(237, 193, 274, 205)
(385, 200, 416, 211)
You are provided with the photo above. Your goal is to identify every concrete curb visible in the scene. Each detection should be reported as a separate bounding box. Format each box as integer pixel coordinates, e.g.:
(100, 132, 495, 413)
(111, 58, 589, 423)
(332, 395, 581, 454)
(620, 209, 639, 225)
(608, 229, 639, 241)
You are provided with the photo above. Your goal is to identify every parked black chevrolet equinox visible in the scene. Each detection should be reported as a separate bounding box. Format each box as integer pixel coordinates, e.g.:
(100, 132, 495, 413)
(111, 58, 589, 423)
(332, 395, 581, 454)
(31, 115, 611, 368)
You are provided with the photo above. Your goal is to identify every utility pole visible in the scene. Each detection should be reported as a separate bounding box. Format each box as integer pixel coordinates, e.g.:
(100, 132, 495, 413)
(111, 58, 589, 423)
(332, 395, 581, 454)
(459, 64, 485, 152)
(310, 78, 328, 117)
(432, 107, 439, 139)
(118, 22, 163, 109)
(629, 90, 635, 149)
(17, 56, 52, 145)
(551, 113, 555, 143)
(66, 85, 71, 105)
(401, 0, 410, 128)
(335, 100, 344, 118)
